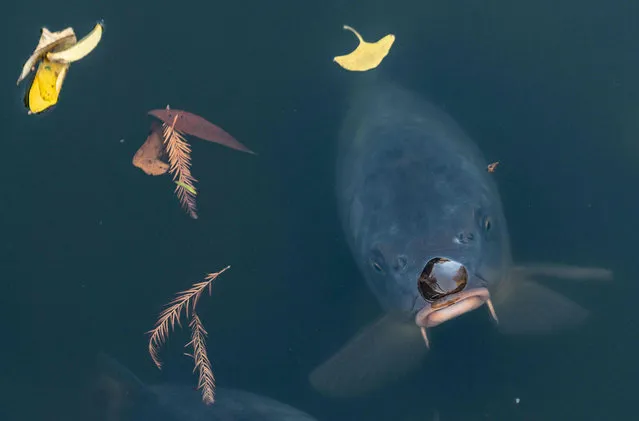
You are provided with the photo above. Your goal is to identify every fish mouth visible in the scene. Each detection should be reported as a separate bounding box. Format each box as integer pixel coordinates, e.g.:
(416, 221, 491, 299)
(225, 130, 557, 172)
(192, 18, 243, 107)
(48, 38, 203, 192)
(415, 288, 491, 328)
(413, 257, 499, 348)
(414, 287, 499, 348)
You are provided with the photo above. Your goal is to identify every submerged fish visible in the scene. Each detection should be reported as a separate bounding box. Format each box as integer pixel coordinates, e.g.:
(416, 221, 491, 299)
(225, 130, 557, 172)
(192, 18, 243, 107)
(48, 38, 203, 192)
(94, 353, 319, 421)
(309, 78, 613, 398)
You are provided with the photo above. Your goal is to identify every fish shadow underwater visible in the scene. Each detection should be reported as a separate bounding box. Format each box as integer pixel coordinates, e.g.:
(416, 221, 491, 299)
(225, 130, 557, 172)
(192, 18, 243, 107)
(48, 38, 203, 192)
(90, 353, 320, 421)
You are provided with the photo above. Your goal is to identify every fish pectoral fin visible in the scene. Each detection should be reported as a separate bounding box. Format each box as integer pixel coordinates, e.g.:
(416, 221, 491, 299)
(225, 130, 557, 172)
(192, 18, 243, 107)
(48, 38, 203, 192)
(308, 313, 427, 398)
(494, 262, 613, 335)
(493, 277, 589, 335)
(510, 263, 613, 283)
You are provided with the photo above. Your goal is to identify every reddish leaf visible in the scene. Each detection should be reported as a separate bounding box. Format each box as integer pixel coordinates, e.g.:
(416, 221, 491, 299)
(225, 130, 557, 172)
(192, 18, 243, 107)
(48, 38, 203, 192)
(149, 108, 255, 155)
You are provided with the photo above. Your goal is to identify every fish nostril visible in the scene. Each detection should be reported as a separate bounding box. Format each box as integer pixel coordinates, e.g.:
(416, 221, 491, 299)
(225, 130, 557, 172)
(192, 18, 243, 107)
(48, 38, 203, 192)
(456, 232, 475, 244)
(394, 255, 408, 271)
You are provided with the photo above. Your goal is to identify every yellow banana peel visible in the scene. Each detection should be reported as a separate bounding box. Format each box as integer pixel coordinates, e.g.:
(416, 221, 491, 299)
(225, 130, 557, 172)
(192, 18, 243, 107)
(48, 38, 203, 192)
(17, 21, 104, 114)
(24, 59, 69, 114)
(17, 27, 76, 85)
(47, 22, 103, 64)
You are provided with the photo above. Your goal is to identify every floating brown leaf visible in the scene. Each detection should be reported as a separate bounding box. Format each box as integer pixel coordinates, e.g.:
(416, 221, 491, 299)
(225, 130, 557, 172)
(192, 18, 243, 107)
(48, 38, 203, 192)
(137, 105, 254, 219)
(149, 107, 255, 154)
(132, 115, 197, 219)
(162, 115, 198, 219)
(147, 266, 229, 405)
(132, 121, 169, 176)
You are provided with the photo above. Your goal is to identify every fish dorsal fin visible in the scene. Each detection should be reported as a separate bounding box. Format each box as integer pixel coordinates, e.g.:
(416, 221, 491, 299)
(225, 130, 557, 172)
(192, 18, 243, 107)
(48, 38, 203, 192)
(309, 313, 427, 398)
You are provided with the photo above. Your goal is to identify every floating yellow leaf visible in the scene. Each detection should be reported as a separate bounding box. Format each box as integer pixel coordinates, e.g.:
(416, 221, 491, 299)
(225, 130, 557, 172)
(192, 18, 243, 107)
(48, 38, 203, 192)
(333, 25, 395, 72)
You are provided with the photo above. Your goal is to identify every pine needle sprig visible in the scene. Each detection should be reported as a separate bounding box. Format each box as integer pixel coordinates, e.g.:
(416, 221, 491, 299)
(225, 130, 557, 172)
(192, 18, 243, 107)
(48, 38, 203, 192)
(147, 266, 230, 370)
(185, 313, 216, 405)
(162, 114, 198, 219)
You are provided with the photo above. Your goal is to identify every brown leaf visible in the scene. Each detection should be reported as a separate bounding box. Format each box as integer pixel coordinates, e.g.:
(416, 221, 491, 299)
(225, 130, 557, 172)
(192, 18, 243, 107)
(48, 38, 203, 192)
(133, 121, 169, 176)
(149, 107, 255, 155)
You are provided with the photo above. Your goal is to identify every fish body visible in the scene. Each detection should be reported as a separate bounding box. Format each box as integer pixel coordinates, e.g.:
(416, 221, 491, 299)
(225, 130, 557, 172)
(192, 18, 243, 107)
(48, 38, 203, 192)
(95, 353, 319, 421)
(335, 79, 511, 322)
(149, 385, 317, 421)
(309, 78, 612, 398)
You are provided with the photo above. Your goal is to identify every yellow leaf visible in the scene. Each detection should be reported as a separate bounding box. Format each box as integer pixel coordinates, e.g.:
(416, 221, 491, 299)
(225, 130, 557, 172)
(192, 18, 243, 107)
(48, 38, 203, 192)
(334, 25, 395, 72)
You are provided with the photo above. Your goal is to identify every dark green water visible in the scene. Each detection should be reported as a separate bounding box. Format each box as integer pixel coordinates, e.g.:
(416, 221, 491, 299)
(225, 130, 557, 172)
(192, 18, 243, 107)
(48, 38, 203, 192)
(1, 0, 637, 420)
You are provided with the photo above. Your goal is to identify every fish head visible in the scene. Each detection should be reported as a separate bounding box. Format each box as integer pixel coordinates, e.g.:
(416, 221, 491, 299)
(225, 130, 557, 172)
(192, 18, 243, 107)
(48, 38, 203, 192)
(355, 136, 511, 330)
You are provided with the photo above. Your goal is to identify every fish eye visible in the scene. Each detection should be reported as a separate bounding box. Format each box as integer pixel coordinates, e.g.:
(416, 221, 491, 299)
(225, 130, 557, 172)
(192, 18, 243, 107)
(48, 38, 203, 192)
(417, 257, 468, 302)
(483, 216, 492, 232)
(371, 261, 384, 273)
(369, 249, 387, 274)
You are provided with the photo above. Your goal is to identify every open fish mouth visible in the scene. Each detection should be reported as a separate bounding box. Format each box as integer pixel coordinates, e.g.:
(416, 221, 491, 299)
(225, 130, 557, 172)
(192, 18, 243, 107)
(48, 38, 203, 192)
(414, 257, 499, 348)
(414, 288, 498, 348)
(416, 288, 492, 328)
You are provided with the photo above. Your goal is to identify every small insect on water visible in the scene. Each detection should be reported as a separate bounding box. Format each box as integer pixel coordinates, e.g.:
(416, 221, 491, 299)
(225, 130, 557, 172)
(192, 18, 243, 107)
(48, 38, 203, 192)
(487, 161, 499, 173)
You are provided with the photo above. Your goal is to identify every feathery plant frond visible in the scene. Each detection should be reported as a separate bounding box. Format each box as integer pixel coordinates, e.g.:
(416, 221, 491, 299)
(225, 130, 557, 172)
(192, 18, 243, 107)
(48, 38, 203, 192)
(147, 266, 230, 371)
(186, 313, 216, 405)
(162, 114, 198, 219)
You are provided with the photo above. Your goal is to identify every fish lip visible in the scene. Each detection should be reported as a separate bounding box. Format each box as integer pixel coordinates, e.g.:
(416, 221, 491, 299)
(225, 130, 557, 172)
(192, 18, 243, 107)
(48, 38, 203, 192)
(414, 287, 490, 328)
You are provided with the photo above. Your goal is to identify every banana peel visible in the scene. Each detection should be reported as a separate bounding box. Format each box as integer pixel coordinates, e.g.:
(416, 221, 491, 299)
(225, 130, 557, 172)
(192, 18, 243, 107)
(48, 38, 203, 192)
(16, 27, 76, 86)
(17, 22, 104, 114)
(25, 59, 70, 114)
(47, 22, 103, 64)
